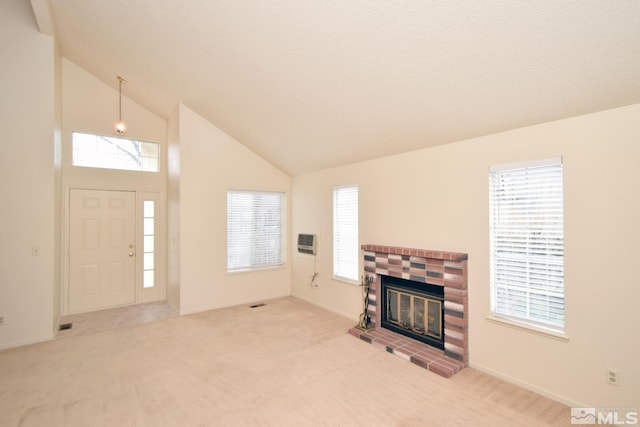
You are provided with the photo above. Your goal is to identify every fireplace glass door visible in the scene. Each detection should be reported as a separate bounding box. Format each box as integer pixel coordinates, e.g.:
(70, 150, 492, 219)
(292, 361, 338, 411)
(386, 286, 442, 340)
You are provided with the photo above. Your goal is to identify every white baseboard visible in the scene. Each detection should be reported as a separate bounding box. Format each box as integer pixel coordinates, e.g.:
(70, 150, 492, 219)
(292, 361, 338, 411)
(469, 361, 586, 408)
(179, 292, 292, 316)
(0, 333, 54, 351)
(290, 294, 358, 323)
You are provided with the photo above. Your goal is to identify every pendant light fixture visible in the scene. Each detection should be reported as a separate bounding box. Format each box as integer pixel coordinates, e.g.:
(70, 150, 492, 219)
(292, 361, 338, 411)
(115, 75, 127, 135)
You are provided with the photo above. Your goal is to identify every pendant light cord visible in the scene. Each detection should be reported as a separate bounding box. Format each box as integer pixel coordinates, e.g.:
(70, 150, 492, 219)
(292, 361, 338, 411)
(117, 76, 125, 122)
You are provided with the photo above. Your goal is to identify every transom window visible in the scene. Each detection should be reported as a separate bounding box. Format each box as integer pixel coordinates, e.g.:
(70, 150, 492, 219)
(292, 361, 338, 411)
(72, 132, 159, 172)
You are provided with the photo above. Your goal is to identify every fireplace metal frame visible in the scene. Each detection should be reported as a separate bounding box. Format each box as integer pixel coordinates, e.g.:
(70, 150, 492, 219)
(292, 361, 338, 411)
(380, 275, 445, 350)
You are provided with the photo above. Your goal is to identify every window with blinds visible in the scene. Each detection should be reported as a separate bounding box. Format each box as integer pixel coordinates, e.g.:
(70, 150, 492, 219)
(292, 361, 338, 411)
(489, 157, 565, 332)
(227, 190, 285, 272)
(333, 185, 359, 282)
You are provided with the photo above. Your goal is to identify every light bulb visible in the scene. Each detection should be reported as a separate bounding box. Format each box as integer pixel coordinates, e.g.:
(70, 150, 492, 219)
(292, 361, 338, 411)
(115, 121, 127, 134)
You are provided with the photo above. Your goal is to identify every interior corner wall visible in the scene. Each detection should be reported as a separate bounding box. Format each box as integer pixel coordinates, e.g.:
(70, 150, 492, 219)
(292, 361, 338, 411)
(166, 106, 181, 311)
(290, 103, 640, 408)
(52, 29, 63, 331)
(176, 104, 291, 315)
(0, 0, 56, 349)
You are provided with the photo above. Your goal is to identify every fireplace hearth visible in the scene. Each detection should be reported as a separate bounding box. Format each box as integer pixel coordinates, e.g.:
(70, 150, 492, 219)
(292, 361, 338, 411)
(349, 244, 468, 378)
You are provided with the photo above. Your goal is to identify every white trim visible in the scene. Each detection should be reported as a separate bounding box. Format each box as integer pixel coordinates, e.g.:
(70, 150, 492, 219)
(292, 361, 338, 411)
(489, 156, 562, 172)
(486, 314, 569, 342)
(71, 131, 161, 173)
(332, 275, 361, 286)
(62, 186, 166, 314)
(333, 185, 360, 282)
(292, 295, 359, 323)
(226, 264, 287, 275)
(137, 191, 166, 303)
(0, 334, 54, 351)
(489, 157, 565, 331)
(469, 361, 586, 408)
(226, 190, 287, 272)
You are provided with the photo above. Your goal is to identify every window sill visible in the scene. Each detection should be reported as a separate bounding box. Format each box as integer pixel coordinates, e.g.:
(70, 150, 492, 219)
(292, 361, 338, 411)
(486, 314, 569, 342)
(332, 275, 360, 286)
(227, 265, 286, 275)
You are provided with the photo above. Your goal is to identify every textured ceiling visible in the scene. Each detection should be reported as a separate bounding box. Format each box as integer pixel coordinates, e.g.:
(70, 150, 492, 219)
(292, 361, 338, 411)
(46, 0, 640, 175)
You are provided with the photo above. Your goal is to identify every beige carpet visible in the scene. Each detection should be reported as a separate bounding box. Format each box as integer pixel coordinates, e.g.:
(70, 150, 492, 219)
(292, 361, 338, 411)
(0, 297, 570, 426)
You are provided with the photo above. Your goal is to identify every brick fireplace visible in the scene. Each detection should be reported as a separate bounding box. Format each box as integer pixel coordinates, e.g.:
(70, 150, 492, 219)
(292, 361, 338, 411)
(349, 244, 468, 378)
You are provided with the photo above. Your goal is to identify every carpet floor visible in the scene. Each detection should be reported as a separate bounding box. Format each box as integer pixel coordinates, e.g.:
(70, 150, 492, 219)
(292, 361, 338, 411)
(0, 297, 570, 426)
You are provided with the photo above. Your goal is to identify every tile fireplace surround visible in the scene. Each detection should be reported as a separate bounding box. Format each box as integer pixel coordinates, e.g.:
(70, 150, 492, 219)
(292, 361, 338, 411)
(349, 244, 468, 378)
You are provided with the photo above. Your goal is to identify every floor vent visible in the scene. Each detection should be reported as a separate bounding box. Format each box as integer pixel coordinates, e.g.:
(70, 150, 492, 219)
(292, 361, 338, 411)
(250, 303, 266, 309)
(59, 323, 72, 331)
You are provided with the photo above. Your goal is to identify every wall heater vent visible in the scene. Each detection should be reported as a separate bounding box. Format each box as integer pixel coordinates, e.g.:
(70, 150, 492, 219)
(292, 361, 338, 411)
(297, 233, 316, 255)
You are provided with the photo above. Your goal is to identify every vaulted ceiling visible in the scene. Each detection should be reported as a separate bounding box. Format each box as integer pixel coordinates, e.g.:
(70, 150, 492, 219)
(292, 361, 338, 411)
(43, 0, 640, 175)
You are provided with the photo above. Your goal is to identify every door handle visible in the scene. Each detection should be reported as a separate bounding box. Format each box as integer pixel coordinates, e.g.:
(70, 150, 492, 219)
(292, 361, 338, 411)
(128, 251, 135, 257)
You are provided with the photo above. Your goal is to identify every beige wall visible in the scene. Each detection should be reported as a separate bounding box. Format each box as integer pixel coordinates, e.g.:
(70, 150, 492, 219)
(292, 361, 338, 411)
(61, 58, 167, 190)
(291, 104, 640, 407)
(175, 104, 291, 314)
(0, 0, 56, 349)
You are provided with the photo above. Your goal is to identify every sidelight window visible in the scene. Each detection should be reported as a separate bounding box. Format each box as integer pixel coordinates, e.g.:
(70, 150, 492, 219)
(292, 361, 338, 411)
(142, 200, 155, 288)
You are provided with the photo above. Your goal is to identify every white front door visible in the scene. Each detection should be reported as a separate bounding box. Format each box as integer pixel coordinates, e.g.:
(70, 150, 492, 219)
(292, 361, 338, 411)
(69, 189, 136, 313)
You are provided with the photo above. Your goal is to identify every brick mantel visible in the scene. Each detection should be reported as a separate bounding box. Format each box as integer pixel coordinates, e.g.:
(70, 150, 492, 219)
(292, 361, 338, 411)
(350, 244, 469, 378)
(360, 244, 468, 263)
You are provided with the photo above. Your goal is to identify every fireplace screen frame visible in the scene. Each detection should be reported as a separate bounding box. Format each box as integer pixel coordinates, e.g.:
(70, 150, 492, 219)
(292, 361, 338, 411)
(380, 275, 445, 350)
(386, 286, 442, 340)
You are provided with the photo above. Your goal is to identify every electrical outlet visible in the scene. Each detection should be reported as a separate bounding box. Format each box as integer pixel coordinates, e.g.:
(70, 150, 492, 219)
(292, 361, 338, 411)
(0, 316, 5, 325)
(606, 368, 620, 386)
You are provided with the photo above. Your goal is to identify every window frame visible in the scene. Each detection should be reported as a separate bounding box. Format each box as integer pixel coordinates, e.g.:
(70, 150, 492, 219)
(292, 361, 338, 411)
(333, 185, 359, 284)
(71, 131, 160, 173)
(488, 157, 565, 335)
(142, 199, 156, 289)
(226, 190, 286, 273)
(136, 191, 165, 304)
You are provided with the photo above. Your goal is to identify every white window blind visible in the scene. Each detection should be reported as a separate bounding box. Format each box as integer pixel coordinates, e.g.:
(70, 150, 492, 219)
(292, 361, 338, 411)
(489, 157, 564, 331)
(227, 191, 285, 271)
(333, 186, 359, 282)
